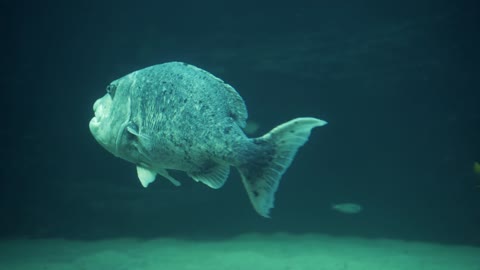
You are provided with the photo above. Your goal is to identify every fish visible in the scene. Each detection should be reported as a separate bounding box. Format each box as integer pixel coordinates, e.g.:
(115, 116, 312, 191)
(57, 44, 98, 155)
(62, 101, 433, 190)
(243, 120, 260, 135)
(331, 203, 363, 214)
(89, 62, 327, 217)
(474, 162, 480, 176)
(474, 162, 480, 188)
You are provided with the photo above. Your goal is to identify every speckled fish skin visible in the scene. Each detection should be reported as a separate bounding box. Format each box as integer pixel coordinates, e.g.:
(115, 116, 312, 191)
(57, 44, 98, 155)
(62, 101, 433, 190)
(104, 62, 248, 171)
(89, 62, 327, 217)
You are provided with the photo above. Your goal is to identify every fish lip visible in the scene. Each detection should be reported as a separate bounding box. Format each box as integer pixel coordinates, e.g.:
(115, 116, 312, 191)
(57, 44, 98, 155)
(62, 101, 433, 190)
(88, 117, 100, 133)
(93, 99, 100, 112)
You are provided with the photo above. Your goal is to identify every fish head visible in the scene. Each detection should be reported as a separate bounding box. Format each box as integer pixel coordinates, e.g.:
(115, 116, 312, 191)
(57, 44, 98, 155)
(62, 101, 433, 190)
(89, 74, 135, 157)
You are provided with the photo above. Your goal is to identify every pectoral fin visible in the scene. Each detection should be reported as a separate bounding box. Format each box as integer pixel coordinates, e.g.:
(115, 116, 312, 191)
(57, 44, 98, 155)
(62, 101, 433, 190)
(127, 122, 150, 140)
(136, 166, 157, 188)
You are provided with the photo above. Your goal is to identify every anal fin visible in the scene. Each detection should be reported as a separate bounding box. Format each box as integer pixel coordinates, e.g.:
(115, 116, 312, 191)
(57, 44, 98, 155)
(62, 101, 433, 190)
(188, 163, 230, 189)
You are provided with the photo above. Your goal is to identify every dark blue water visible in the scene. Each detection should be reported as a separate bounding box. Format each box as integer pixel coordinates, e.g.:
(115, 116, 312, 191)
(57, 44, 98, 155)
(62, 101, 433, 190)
(2, 0, 479, 245)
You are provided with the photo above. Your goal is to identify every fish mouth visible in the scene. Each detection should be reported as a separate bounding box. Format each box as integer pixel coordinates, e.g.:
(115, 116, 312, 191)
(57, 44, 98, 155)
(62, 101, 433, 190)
(93, 98, 101, 112)
(88, 116, 100, 137)
(89, 116, 111, 152)
(92, 99, 102, 118)
(89, 116, 99, 126)
(89, 98, 105, 134)
(89, 103, 100, 131)
(90, 95, 111, 125)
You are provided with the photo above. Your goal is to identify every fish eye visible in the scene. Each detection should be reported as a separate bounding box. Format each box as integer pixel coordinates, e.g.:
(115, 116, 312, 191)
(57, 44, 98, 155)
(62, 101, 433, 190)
(106, 84, 117, 98)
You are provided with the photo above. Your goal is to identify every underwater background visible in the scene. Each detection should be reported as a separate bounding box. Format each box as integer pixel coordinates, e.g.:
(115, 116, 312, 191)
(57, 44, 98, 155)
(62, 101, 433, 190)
(1, 0, 480, 268)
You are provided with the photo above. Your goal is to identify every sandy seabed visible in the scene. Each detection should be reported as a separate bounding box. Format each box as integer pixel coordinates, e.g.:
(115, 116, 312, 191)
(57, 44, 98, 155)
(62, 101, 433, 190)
(0, 233, 479, 270)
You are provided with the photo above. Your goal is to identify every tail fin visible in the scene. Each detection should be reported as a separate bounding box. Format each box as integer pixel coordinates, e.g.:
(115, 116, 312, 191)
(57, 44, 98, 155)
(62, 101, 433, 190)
(237, 117, 327, 217)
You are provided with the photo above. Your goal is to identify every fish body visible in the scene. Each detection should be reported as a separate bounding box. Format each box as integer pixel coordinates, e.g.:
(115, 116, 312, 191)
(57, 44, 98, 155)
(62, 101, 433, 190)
(474, 162, 480, 176)
(332, 203, 363, 214)
(89, 62, 327, 217)
(474, 161, 480, 188)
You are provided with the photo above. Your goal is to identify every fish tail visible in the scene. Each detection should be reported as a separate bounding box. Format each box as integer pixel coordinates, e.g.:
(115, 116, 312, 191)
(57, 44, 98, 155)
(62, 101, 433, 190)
(237, 117, 327, 217)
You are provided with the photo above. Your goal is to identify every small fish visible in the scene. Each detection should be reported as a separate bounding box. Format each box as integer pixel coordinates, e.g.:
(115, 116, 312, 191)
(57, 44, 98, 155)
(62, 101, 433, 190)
(474, 162, 480, 188)
(243, 120, 260, 135)
(332, 203, 363, 214)
(89, 62, 327, 217)
(474, 162, 480, 175)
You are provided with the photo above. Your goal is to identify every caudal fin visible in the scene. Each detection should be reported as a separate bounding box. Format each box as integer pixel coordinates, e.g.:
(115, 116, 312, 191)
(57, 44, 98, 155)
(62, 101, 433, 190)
(237, 117, 327, 217)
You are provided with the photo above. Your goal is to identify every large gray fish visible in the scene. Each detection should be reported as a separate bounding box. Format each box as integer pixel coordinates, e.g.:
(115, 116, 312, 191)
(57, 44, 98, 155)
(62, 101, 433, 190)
(89, 62, 327, 217)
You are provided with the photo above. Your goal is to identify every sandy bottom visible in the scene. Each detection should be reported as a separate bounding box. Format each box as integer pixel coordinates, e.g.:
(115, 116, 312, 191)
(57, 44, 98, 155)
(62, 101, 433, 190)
(0, 233, 479, 270)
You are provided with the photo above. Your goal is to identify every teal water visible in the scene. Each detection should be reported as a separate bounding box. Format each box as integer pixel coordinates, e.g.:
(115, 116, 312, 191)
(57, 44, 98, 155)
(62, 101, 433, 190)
(1, 1, 479, 268)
